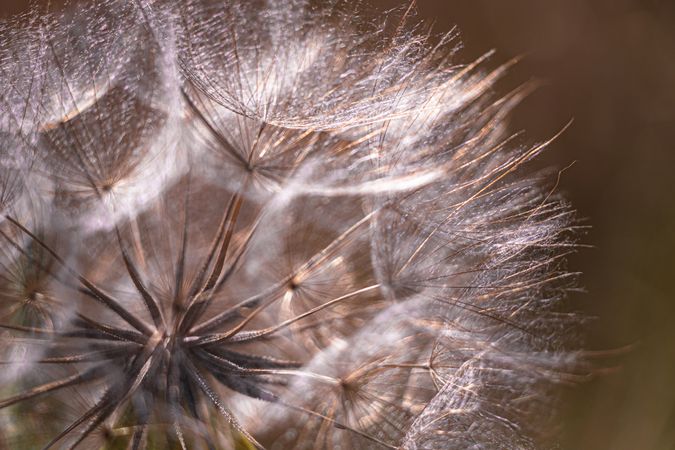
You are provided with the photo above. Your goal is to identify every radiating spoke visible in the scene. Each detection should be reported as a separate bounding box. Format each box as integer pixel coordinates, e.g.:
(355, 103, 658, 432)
(0, 365, 107, 409)
(116, 225, 165, 329)
(191, 209, 378, 335)
(194, 285, 379, 346)
(5, 216, 153, 335)
(183, 356, 265, 450)
(180, 190, 244, 332)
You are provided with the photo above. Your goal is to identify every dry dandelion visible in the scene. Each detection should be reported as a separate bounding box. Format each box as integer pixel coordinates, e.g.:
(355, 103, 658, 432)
(0, 1, 586, 449)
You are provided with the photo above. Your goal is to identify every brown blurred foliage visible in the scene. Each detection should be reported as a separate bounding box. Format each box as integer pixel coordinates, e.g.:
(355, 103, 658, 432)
(2, 0, 675, 448)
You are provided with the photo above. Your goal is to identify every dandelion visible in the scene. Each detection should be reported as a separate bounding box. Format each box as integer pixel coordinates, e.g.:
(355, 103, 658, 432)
(0, 1, 584, 449)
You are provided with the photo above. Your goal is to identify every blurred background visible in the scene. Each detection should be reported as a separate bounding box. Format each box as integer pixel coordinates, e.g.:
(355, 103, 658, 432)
(2, 0, 675, 448)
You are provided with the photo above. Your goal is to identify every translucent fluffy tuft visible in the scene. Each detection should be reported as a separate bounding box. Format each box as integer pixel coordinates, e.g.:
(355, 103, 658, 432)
(0, 1, 586, 449)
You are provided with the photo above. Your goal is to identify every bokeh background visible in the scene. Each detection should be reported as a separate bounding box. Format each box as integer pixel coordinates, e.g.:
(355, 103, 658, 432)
(2, 0, 675, 448)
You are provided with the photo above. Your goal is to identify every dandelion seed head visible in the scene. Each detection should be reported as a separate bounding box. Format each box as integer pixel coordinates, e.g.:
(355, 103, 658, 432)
(0, 0, 586, 449)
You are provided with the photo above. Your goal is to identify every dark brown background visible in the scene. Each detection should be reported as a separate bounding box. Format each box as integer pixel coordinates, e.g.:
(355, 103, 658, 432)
(2, 0, 675, 448)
